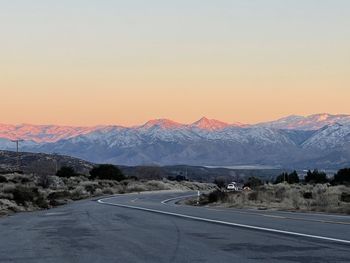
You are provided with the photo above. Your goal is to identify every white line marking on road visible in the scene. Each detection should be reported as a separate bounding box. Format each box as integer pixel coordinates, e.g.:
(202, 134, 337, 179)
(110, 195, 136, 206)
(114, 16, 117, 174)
(44, 212, 67, 216)
(98, 195, 350, 245)
(262, 215, 286, 219)
(161, 194, 197, 204)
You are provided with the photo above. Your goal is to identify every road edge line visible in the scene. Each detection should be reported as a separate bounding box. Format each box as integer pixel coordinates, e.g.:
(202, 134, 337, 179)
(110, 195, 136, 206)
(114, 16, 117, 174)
(97, 196, 350, 245)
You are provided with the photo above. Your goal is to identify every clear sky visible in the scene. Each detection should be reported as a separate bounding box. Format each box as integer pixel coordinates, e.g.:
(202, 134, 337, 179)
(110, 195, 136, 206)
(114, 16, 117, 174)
(1, 0, 349, 126)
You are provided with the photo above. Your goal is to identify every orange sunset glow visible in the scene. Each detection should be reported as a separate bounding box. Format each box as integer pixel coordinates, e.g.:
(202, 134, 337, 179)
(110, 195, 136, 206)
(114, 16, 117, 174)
(1, 1, 349, 126)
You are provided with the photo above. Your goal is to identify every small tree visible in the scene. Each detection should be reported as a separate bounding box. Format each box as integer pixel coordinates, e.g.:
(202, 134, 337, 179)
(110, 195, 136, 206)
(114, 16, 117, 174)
(275, 171, 299, 184)
(244, 176, 263, 189)
(214, 176, 232, 189)
(288, 171, 300, 184)
(56, 166, 76, 178)
(333, 168, 350, 185)
(274, 172, 288, 184)
(90, 164, 125, 181)
(304, 169, 328, 184)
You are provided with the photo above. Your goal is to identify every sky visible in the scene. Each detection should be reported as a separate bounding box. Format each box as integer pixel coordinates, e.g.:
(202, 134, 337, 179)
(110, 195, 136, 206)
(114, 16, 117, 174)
(0, 0, 349, 126)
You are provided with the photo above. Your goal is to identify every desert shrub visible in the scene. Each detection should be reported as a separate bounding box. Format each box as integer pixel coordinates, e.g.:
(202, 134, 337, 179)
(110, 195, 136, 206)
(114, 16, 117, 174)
(102, 188, 114, 195)
(70, 186, 89, 200)
(127, 176, 139, 181)
(37, 174, 50, 188)
(303, 192, 313, 199)
(333, 168, 350, 185)
(56, 166, 77, 178)
(248, 191, 258, 201)
(311, 185, 339, 210)
(47, 191, 71, 201)
(82, 182, 99, 194)
(145, 180, 168, 190)
(94, 188, 103, 196)
(85, 184, 95, 194)
(11, 186, 39, 205)
(0, 175, 8, 183)
(34, 195, 49, 209)
(208, 190, 228, 203)
(48, 176, 65, 190)
(90, 164, 125, 181)
(126, 184, 148, 193)
(9, 175, 30, 184)
(305, 170, 328, 184)
(341, 193, 350, 203)
(2, 184, 15, 194)
(274, 184, 288, 201)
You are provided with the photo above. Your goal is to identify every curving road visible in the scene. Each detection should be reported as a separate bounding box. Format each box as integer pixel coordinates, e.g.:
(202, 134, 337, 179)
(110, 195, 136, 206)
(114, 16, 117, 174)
(0, 190, 350, 262)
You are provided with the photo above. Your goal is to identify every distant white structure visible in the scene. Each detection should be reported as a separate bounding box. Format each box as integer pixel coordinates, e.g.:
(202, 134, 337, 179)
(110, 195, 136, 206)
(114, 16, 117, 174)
(227, 182, 239, 191)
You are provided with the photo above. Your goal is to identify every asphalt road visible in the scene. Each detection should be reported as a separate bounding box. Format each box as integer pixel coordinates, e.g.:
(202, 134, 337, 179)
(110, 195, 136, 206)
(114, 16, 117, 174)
(0, 191, 350, 263)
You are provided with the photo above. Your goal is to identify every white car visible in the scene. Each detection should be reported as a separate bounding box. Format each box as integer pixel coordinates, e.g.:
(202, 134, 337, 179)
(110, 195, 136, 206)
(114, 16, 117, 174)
(227, 182, 238, 191)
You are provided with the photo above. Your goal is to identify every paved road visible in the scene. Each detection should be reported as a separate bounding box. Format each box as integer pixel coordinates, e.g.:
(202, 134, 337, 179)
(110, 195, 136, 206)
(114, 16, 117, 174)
(0, 191, 349, 263)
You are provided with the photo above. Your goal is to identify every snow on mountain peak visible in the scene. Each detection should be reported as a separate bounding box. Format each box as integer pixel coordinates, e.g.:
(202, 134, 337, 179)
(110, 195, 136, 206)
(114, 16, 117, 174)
(256, 113, 350, 130)
(141, 119, 184, 129)
(0, 123, 99, 143)
(191, 117, 230, 130)
(314, 113, 331, 121)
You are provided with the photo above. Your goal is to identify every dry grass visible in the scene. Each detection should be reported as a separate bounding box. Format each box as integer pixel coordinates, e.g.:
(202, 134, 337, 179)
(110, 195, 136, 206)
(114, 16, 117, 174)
(0, 173, 216, 217)
(200, 183, 350, 214)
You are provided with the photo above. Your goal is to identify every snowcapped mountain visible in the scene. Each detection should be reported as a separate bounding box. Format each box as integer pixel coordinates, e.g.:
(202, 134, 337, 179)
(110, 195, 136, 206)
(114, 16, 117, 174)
(138, 119, 184, 130)
(0, 114, 350, 169)
(302, 123, 350, 150)
(191, 117, 231, 130)
(255, 113, 350, 130)
(0, 123, 103, 143)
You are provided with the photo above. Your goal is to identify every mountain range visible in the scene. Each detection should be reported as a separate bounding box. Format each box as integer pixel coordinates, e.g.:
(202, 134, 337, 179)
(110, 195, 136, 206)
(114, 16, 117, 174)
(0, 113, 349, 169)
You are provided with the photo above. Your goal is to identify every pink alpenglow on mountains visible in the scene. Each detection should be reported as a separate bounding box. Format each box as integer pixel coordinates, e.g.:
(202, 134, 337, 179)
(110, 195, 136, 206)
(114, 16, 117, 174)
(0, 124, 101, 143)
(140, 119, 184, 129)
(192, 117, 234, 130)
(254, 113, 350, 130)
(0, 113, 350, 144)
(0, 113, 350, 169)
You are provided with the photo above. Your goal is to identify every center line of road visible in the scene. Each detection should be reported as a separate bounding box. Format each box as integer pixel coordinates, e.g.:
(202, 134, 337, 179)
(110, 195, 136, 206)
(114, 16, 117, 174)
(263, 215, 286, 219)
(97, 195, 350, 245)
(161, 194, 198, 204)
(130, 198, 139, 203)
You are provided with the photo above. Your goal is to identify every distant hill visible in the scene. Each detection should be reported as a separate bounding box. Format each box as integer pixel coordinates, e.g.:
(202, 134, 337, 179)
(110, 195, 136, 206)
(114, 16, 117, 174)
(0, 151, 285, 183)
(0, 150, 94, 175)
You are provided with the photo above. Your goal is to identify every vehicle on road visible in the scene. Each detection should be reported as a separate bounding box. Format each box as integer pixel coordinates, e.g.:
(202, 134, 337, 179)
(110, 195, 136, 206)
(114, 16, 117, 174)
(226, 182, 239, 191)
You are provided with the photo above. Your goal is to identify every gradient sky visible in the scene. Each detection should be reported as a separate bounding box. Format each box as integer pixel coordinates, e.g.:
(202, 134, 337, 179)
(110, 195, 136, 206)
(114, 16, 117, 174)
(1, 0, 349, 126)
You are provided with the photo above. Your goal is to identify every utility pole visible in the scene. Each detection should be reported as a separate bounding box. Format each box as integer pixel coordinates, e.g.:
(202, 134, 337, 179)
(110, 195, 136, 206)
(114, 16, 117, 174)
(52, 153, 59, 174)
(11, 139, 24, 172)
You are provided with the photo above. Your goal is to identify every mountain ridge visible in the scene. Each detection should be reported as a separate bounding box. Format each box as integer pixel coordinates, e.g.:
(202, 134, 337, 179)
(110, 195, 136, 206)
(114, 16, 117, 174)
(0, 113, 350, 143)
(1, 113, 350, 169)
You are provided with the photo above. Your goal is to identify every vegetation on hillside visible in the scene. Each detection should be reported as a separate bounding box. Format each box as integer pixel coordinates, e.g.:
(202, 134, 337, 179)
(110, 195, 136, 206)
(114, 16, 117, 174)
(89, 164, 125, 181)
(198, 167, 350, 214)
(0, 164, 216, 217)
(274, 171, 299, 184)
